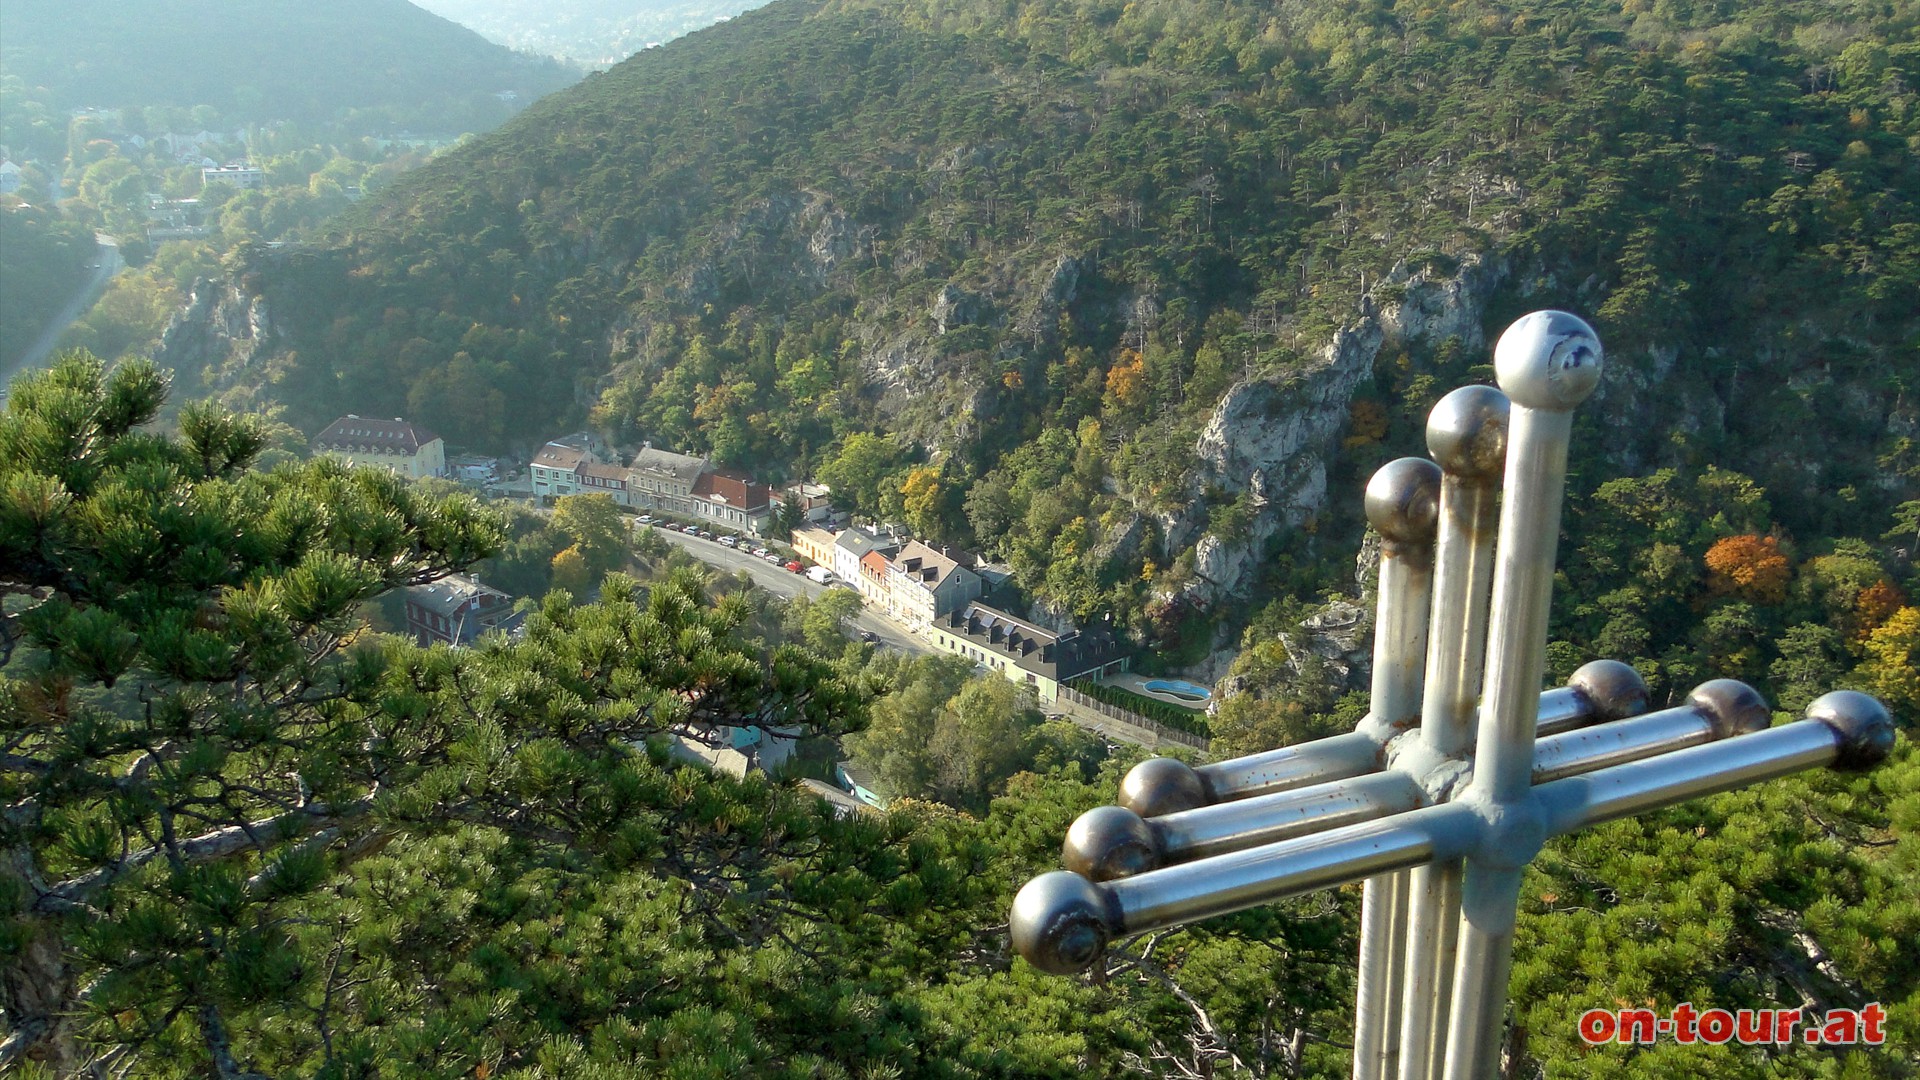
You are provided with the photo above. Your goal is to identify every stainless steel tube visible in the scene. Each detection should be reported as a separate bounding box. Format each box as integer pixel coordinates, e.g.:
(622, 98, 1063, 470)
(1152, 771, 1425, 864)
(1353, 457, 1440, 1080)
(1397, 386, 1506, 1080)
(1539, 718, 1847, 835)
(1123, 677, 1641, 821)
(1530, 680, 1768, 783)
(1007, 694, 1893, 979)
(1114, 801, 1478, 937)
(1068, 674, 1677, 884)
(1445, 311, 1604, 1080)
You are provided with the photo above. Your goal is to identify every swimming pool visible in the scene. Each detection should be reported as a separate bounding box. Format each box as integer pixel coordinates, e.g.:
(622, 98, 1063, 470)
(1143, 679, 1214, 703)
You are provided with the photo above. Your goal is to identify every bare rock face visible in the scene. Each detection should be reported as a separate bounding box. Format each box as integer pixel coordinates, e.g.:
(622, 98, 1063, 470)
(153, 278, 279, 379)
(1163, 255, 1504, 609)
(931, 284, 979, 335)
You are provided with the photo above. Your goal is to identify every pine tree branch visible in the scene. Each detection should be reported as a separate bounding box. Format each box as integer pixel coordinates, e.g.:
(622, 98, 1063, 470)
(37, 795, 377, 910)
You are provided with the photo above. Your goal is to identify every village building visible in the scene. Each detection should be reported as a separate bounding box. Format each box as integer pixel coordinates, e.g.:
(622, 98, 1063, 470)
(402, 574, 524, 647)
(528, 435, 603, 499)
(201, 163, 264, 190)
(626, 445, 708, 516)
(857, 550, 892, 606)
(925, 601, 1129, 703)
(690, 468, 775, 535)
(885, 540, 983, 630)
(311, 415, 445, 479)
(782, 482, 847, 529)
(580, 462, 631, 502)
(791, 525, 839, 568)
(832, 526, 896, 589)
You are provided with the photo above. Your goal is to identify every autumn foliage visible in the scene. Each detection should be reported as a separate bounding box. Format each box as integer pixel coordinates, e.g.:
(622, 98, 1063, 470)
(1703, 534, 1790, 603)
(1104, 348, 1147, 407)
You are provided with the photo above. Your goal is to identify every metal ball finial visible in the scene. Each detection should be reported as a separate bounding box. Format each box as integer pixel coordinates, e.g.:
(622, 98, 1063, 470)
(1010, 871, 1116, 975)
(1806, 691, 1896, 771)
(1119, 757, 1208, 817)
(1364, 457, 1442, 547)
(1569, 659, 1650, 722)
(1425, 384, 1510, 482)
(1687, 679, 1772, 738)
(1064, 805, 1163, 881)
(1494, 310, 1603, 411)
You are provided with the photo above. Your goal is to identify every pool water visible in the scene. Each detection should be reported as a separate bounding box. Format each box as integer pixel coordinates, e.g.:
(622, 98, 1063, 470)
(1144, 679, 1213, 703)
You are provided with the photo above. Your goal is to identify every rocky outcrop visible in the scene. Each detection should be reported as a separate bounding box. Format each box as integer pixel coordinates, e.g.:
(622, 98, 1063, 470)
(152, 277, 279, 381)
(1163, 254, 1505, 608)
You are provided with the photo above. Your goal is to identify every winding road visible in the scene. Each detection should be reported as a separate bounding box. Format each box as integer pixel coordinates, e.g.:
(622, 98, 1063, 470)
(3, 234, 124, 389)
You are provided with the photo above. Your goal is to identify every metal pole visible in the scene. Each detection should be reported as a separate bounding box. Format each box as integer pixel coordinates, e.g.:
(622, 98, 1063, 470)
(1354, 457, 1439, 1080)
(1008, 695, 1892, 977)
(1444, 311, 1603, 1080)
(1398, 385, 1506, 1080)
(1121, 673, 1630, 821)
(1068, 677, 1725, 883)
(1539, 694, 1894, 835)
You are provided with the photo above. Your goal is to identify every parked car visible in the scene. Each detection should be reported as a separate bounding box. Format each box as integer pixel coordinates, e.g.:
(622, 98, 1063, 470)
(785, 561, 803, 573)
(750, 547, 768, 557)
(858, 630, 878, 643)
(719, 536, 738, 547)
(763, 553, 782, 564)
(638, 515, 654, 524)
(697, 530, 714, 539)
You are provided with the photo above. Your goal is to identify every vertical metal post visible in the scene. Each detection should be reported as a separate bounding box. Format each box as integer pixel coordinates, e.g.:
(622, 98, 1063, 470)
(1352, 458, 1440, 1080)
(1443, 312, 1603, 1080)
(1396, 385, 1507, 1080)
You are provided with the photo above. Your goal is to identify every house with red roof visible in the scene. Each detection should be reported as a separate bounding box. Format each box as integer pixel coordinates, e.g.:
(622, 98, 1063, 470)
(690, 468, 776, 536)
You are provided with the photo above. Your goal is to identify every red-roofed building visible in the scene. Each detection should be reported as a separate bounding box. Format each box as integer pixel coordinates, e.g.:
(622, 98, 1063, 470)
(690, 468, 775, 535)
(857, 549, 892, 605)
(312, 415, 445, 478)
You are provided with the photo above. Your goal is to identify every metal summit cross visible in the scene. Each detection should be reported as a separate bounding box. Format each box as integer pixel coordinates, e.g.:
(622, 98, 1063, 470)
(1008, 311, 1897, 1080)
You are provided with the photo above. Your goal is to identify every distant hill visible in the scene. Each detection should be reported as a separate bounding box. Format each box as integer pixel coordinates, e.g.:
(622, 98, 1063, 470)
(0, 0, 576, 127)
(411, 0, 774, 65)
(177, 0, 1917, 629)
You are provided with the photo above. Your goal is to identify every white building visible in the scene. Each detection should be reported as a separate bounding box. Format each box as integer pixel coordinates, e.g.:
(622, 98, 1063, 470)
(311, 416, 445, 479)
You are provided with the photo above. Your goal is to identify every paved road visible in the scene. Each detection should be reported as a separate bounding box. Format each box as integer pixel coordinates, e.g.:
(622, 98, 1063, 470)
(4, 234, 124, 388)
(641, 524, 929, 656)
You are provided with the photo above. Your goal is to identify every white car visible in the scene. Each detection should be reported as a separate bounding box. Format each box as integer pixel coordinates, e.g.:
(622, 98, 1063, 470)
(638, 515, 655, 524)
(719, 536, 738, 547)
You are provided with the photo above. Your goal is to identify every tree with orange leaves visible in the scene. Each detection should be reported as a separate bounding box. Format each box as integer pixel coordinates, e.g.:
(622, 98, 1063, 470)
(1703, 534, 1790, 603)
(1104, 348, 1147, 408)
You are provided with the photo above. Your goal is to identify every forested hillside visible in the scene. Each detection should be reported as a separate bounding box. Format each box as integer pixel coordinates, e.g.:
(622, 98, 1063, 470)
(193, 0, 1920, 648)
(0, 0, 574, 130)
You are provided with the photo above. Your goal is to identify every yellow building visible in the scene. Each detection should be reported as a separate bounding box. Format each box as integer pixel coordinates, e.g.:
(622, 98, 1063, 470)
(312, 415, 445, 479)
(791, 525, 839, 568)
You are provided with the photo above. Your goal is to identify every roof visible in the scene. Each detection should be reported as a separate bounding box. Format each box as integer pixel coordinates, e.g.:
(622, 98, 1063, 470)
(581, 462, 628, 483)
(890, 540, 977, 590)
(692, 468, 773, 512)
(834, 526, 896, 558)
(798, 778, 880, 818)
(941, 601, 1126, 682)
(793, 526, 838, 550)
(630, 446, 707, 483)
(531, 443, 589, 470)
(860, 550, 891, 576)
(403, 574, 516, 619)
(313, 415, 440, 456)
